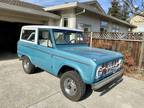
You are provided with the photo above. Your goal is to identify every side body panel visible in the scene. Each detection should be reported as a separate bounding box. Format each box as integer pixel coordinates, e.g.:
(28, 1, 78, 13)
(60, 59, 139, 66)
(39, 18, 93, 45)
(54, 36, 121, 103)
(17, 42, 97, 84)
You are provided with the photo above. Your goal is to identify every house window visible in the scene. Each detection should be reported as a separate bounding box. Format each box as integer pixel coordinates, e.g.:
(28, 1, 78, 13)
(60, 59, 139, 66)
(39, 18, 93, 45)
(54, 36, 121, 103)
(63, 18, 69, 27)
(100, 21, 108, 32)
(112, 24, 119, 32)
(77, 23, 91, 32)
(77, 23, 84, 30)
(84, 28, 89, 32)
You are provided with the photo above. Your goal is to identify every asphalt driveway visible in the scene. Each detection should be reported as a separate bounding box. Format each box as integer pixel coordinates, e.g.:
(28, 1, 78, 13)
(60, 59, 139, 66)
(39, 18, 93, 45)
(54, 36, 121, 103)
(0, 59, 144, 108)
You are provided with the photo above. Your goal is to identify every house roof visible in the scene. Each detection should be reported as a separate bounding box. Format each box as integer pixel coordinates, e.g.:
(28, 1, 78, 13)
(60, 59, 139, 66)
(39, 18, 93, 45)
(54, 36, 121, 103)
(44, 2, 136, 28)
(0, 0, 60, 19)
(44, 2, 78, 11)
(0, 0, 43, 11)
(83, 0, 106, 14)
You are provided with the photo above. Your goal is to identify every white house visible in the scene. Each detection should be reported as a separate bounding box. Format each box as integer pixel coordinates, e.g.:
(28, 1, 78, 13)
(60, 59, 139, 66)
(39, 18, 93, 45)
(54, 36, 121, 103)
(44, 1, 136, 32)
(130, 15, 144, 32)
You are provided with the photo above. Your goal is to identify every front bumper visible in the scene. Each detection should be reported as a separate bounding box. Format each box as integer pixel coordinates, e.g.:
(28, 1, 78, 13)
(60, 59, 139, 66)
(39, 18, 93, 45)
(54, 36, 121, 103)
(91, 69, 124, 90)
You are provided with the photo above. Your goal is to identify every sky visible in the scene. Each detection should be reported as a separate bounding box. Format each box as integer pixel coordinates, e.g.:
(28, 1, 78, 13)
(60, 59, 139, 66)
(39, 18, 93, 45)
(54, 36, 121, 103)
(21, 0, 111, 13)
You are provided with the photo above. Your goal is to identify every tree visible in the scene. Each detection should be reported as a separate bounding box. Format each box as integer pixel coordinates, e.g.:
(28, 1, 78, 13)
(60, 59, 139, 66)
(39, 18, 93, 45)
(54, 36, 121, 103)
(122, 0, 144, 17)
(121, 1, 130, 20)
(108, 0, 122, 19)
(108, 0, 130, 20)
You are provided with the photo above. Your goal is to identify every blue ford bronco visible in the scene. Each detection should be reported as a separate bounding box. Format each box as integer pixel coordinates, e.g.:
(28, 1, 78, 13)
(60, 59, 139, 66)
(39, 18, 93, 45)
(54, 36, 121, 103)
(17, 26, 124, 101)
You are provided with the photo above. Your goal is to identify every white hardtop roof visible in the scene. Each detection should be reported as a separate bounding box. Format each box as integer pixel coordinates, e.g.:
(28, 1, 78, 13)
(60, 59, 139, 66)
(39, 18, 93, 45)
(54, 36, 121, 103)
(22, 25, 83, 32)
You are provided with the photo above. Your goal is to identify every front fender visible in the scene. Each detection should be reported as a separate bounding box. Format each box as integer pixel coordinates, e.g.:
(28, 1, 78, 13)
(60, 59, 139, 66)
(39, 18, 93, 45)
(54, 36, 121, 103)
(54, 56, 96, 84)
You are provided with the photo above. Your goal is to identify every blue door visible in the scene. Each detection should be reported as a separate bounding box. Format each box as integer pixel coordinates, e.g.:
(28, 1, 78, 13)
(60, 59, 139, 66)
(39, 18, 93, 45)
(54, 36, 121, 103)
(35, 29, 54, 73)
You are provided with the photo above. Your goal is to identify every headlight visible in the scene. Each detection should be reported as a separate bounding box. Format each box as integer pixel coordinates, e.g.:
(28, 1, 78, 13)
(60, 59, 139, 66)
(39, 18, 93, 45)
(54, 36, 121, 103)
(115, 59, 123, 68)
(96, 66, 103, 78)
(119, 59, 123, 68)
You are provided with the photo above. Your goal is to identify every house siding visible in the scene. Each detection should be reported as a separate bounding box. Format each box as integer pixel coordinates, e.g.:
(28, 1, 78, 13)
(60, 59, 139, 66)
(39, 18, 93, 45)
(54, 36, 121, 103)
(108, 22, 129, 32)
(119, 25, 129, 32)
(52, 8, 130, 33)
(76, 14, 129, 32)
(48, 19, 58, 26)
(76, 14, 100, 32)
(59, 9, 76, 28)
(130, 16, 144, 32)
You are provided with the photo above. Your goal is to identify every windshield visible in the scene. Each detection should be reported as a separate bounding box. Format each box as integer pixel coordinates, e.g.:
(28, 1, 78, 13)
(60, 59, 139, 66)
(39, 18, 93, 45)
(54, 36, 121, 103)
(53, 29, 87, 45)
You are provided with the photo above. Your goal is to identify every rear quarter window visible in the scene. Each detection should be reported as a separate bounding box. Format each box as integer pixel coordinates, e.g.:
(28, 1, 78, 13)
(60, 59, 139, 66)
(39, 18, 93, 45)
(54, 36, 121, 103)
(21, 30, 36, 42)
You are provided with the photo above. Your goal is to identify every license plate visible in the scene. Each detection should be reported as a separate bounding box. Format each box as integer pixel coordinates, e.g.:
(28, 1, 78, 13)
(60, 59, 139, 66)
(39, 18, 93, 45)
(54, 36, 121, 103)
(108, 67, 117, 74)
(108, 62, 112, 67)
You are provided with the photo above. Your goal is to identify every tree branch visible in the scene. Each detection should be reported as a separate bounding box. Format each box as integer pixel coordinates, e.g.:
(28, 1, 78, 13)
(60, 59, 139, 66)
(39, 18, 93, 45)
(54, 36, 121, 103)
(131, 11, 144, 17)
(122, 0, 144, 17)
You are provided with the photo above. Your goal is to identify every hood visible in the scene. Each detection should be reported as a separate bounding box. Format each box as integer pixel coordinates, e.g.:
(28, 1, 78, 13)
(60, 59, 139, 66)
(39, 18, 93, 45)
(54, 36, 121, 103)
(58, 46, 123, 64)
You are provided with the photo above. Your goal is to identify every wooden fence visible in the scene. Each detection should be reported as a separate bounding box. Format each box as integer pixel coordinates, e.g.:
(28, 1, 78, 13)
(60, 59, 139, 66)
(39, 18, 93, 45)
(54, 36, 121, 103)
(84, 32, 144, 72)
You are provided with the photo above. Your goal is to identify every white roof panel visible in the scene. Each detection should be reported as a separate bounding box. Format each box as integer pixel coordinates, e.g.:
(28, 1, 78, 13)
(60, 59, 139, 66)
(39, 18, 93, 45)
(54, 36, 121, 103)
(22, 25, 83, 32)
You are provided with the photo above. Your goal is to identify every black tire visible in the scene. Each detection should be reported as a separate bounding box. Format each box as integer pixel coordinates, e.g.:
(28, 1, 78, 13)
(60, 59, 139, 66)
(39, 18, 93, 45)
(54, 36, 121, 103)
(22, 56, 35, 74)
(60, 71, 86, 101)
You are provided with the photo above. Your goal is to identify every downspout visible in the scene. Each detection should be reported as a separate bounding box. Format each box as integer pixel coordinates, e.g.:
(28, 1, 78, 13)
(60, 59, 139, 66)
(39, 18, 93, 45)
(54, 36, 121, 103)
(75, 8, 86, 28)
(75, 9, 92, 47)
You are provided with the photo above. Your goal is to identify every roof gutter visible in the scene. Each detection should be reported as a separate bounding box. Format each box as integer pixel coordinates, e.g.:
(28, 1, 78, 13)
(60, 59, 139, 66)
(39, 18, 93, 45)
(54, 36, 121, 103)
(76, 8, 86, 16)
(44, 2, 78, 11)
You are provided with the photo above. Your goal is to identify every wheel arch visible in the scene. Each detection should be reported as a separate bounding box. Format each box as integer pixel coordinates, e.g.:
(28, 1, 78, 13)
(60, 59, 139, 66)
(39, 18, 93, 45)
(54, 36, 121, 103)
(20, 55, 33, 63)
(57, 65, 85, 83)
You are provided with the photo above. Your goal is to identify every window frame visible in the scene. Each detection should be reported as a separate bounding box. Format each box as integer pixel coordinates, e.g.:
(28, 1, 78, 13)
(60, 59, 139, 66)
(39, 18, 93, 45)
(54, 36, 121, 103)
(37, 29, 53, 48)
(100, 21, 108, 32)
(63, 17, 69, 27)
(52, 29, 87, 45)
(112, 24, 120, 32)
(20, 28, 37, 44)
(77, 23, 92, 32)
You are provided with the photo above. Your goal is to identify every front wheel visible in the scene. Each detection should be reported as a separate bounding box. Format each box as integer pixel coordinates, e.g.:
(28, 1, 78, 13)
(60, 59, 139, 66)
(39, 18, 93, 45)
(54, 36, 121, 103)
(22, 56, 35, 74)
(60, 71, 86, 101)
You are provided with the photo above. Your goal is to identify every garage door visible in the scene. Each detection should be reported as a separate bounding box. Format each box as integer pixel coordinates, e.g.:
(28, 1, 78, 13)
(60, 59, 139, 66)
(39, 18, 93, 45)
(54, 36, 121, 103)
(0, 21, 32, 60)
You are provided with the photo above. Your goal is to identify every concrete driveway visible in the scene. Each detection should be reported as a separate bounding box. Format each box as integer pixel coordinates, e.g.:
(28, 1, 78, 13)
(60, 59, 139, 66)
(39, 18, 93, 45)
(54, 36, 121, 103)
(0, 59, 144, 108)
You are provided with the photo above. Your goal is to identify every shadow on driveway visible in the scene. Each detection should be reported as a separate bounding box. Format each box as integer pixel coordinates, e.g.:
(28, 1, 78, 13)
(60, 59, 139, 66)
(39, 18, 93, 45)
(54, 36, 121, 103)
(95, 77, 123, 96)
(81, 77, 123, 101)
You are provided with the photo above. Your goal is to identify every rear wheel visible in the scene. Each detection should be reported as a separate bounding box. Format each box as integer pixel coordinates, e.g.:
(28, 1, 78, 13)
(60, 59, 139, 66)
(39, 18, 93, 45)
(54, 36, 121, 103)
(60, 71, 86, 101)
(22, 56, 35, 74)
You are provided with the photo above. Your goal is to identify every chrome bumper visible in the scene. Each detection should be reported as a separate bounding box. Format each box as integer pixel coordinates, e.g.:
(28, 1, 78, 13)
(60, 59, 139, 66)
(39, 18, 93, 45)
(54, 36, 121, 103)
(91, 69, 124, 90)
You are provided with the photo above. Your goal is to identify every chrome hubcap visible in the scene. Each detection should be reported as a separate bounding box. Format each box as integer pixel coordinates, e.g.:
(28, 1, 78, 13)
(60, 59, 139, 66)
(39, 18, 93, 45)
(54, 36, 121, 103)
(24, 59, 30, 70)
(64, 78, 77, 96)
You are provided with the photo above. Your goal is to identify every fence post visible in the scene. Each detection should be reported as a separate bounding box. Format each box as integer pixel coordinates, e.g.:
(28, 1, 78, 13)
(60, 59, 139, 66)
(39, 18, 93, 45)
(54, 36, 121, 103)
(90, 32, 93, 47)
(138, 33, 144, 74)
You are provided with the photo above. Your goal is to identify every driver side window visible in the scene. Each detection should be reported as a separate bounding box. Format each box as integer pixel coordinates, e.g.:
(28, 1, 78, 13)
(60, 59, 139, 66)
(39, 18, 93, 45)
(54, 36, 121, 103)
(38, 30, 52, 47)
